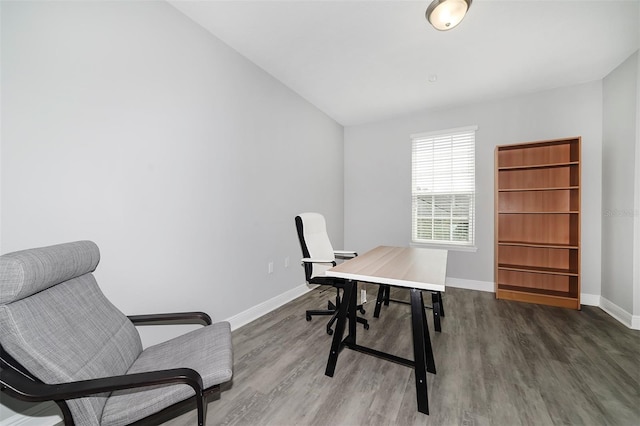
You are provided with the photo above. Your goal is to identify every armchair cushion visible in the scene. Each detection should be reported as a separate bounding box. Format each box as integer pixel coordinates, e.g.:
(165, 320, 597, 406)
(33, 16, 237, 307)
(102, 322, 232, 425)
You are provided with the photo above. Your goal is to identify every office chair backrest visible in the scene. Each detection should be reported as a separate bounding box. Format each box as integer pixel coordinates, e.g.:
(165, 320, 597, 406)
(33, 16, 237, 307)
(295, 212, 336, 280)
(0, 241, 143, 425)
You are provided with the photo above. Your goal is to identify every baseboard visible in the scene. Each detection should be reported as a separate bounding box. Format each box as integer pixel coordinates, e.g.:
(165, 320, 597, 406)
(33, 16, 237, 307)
(579, 293, 600, 306)
(0, 402, 62, 426)
(445, 277, 494, 292)
(632, 315, 640, 330)
(599, 296, 639, 330)
(225, 283, 313, 331)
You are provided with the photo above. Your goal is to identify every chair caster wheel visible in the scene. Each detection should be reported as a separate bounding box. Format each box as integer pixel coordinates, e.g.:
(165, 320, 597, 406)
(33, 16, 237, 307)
(359, 307, 366, 314)
(327, 328, 334, 335)
(364, 323, 370, 330)
(306, 315, 312, 321)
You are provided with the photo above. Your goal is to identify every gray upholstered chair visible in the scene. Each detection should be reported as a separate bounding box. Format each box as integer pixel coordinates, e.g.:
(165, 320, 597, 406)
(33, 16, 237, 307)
(0, 241, 233, 426)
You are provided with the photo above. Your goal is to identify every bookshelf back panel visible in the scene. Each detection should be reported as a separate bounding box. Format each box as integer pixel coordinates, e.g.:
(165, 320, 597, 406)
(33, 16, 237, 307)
(497, 139, 580, 168)
(497, 270, 578, 296)
(498, 213, 578, 246)
(498, 245, 577, 272)
(498, 166, 578, 190)
(498, 189, 578, 212)
(498, 143, 570, 167)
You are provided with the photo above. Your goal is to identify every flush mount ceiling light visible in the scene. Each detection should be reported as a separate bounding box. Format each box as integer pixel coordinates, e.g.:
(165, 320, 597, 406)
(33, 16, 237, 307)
(426, 0, 472, 31)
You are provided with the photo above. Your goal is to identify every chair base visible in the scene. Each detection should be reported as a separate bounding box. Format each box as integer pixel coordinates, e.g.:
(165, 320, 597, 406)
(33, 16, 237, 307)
(306, 288, 368, 335)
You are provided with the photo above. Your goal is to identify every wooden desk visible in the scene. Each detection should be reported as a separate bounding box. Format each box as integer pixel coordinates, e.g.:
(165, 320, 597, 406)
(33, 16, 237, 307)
(324, 245, 448, 415)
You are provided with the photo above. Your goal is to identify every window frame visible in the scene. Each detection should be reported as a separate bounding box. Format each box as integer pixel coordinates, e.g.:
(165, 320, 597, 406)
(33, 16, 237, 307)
(410, 125, 478, 252)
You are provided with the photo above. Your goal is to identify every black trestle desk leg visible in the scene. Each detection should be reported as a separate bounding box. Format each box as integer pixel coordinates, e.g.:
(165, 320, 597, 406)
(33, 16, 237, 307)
(325, 281, 353, 377)
(383, 285, 391, 306)
(421, 292, 436, 374)
(346, 280, 357, 346)
(431, 291, 442, 333)
(374, 285, 385, 318)
(438, 291, 445, 317)
(410, 289, 434, 415)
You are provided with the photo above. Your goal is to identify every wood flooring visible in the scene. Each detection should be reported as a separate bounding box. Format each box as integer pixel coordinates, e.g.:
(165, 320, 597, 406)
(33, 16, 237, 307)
(164, 286, 640, 426)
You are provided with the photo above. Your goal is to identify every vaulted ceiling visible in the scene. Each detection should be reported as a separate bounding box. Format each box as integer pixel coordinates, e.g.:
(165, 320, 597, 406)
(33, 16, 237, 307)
(169, 0, 640, 126)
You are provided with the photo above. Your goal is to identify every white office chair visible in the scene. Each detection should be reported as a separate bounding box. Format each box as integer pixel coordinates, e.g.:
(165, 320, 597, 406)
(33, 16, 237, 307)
(295, 212, 368, 335)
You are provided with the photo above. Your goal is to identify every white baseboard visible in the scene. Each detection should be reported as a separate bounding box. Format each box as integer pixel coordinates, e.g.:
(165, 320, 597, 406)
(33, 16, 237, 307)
(445, 277, 494, 292)
(632, 315, 640, 329)
(225, 283, 313, 331)
(600, 296, 640, 330)
(579, 293, 600, 306)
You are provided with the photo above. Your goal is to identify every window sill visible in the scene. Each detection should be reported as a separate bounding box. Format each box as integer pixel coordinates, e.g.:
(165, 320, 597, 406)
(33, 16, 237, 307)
(410, 242, 478, 252)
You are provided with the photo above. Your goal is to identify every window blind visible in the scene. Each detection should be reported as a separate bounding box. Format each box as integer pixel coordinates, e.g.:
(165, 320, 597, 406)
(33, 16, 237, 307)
(411, 126, 477, 247)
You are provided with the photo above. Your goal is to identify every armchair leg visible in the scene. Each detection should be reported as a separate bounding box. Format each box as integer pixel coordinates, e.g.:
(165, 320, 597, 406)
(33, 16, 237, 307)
(196, 392, 206, 426)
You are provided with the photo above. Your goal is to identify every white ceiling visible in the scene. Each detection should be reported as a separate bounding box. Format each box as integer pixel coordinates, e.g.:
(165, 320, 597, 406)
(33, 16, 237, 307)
(169, 0, 640, 126)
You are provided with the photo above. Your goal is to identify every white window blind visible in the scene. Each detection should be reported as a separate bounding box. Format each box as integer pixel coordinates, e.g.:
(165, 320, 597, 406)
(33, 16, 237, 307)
(411, 126, 477, 247)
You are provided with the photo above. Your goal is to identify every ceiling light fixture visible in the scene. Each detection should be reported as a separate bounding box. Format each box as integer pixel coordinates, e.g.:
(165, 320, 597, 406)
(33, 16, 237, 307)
(426, 0, 472, 31)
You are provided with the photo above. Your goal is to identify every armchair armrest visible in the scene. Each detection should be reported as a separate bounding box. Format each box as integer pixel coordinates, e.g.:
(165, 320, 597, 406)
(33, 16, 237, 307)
(1, 364, 204, 403)
(128, 312, 212, 326)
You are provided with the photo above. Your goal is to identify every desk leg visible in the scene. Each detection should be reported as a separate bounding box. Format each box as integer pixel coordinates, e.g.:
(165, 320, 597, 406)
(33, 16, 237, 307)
(325, 281, 354, 377)
(374, 284, 385, 318)
(346, 280, 357, 346)
(383, 285, 391, 306)
(410, 289, 435, 415)
(431, 291, 441, 333)
(438, 291, 445, 317)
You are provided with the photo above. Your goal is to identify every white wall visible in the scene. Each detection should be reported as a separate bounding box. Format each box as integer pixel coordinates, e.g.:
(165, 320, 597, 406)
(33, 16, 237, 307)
(602, 51, 638, 314)
(0, 0, 344, 419)
(344, 81, 604, 296)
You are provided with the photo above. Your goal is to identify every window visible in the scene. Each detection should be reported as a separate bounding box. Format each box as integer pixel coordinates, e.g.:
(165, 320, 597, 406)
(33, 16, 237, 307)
(411, 126, 477, 249)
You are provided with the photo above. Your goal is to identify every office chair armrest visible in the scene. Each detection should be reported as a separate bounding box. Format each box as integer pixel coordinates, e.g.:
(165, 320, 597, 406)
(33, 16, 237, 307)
(301, 258, 336, 265)
(1, 364, 204, 403)
(334, 250, 357, 259)
(128, 312, 213, 326)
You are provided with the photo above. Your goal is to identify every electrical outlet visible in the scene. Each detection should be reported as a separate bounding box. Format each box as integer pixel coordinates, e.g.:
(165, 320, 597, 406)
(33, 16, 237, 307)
(268, 262, 274, 274)
(284, 256, 290, 268)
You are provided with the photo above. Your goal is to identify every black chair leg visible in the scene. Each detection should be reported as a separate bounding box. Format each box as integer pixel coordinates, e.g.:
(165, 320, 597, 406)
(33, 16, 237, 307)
(356, 316, 369, 330)
(307, 286, 368, 335)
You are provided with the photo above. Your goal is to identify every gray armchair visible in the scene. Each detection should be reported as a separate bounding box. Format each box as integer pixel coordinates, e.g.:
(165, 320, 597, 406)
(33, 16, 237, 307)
(0, 241, 233, 426)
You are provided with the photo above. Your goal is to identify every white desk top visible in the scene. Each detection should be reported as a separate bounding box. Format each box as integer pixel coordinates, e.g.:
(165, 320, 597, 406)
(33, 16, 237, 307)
(326, 245, 447, 292)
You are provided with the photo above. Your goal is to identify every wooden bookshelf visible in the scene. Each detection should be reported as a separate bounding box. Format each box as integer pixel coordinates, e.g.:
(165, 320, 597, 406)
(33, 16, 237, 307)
(495, 137, 581, 309)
